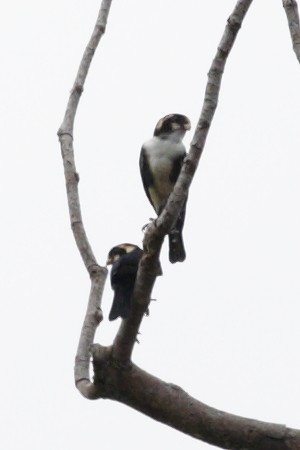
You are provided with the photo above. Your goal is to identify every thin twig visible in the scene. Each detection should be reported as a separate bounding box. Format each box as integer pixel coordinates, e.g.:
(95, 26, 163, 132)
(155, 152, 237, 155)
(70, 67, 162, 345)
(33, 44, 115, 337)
(282, 0, 300, 62)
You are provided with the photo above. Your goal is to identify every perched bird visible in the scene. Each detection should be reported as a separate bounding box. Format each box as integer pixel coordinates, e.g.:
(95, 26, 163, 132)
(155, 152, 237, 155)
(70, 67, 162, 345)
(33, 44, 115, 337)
(139, 113, 191, 263)
(106, 243, 143, 321)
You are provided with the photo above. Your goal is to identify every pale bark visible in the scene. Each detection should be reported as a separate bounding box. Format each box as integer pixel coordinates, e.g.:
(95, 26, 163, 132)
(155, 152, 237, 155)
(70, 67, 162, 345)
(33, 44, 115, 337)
(58, 0, 113, 398)
(58, 0, 300, 448)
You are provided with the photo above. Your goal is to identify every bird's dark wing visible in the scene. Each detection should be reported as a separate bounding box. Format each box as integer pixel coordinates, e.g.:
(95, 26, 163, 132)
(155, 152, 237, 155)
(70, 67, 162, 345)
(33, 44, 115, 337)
(139, 146, 155, 209)
(110, 248, 142, 285)
(109, 248, 143, 321)
(111, 260, 138, 285)
(169, 152, 186, 184)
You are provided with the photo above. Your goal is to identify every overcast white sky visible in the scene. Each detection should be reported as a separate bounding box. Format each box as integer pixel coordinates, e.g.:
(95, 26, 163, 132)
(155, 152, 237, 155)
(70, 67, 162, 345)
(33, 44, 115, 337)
(1, 1, 300, 449)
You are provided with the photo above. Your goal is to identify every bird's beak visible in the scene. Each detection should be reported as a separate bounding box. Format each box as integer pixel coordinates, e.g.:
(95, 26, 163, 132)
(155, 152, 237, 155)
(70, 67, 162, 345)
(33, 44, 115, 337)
(106, 257, 112, 266)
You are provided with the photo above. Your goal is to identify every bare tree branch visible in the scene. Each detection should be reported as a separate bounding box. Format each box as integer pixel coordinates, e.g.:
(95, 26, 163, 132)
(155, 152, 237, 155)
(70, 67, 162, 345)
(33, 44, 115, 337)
(58, 0, 112, 398)
(283, 0, 300, 62)
(91, 0, 299, 445)
(112, 0, 254, 363)
(59, 0, 300, 447)
(92, 346, 300, 450)
(74, 268, 106, 397)
(58, 0, 112, 274)
(112, 244, 161, 362)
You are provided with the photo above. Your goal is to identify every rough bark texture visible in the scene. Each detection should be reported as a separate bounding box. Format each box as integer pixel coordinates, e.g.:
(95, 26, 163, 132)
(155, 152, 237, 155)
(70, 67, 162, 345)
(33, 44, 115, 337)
(92, 345, 300, 450)
(58, 0, 300, 448)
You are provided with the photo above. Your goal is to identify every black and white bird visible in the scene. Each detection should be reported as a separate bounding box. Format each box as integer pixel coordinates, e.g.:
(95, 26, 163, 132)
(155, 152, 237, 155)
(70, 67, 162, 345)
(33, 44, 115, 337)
(106, 243, 143, 321)
(139, 113, 191, 263)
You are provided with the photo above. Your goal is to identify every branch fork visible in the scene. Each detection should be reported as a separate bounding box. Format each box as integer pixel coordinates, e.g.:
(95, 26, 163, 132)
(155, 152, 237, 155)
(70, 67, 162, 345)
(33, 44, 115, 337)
(58, 0, 300, 447)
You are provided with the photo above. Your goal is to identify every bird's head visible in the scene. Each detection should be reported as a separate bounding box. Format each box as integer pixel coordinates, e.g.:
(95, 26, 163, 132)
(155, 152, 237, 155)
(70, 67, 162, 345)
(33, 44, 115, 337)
(153, 114, 191, 140)
(106, 243, 139, 265)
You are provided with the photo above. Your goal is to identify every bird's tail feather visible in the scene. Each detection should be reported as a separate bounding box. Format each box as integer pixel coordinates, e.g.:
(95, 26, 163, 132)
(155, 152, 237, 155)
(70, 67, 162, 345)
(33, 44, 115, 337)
(168, 230, 186, 263)
(108, 290, 132, 321)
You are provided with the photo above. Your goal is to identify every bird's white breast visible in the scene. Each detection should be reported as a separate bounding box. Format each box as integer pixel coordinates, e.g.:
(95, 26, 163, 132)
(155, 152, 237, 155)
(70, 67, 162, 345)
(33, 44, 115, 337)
(144, 136, 185, 175)
(143, 136, 186, 211)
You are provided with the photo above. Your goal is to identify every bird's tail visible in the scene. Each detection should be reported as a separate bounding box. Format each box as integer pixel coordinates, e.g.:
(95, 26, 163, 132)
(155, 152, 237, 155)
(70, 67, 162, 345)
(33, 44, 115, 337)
(168, 230, 186, 263)
(108, 289, 132, 321)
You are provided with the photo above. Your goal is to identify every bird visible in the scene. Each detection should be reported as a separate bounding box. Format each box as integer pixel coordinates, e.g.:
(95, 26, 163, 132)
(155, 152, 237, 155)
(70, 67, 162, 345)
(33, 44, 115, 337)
(106, 243, 143, 321)
(139, 113, 191, 263)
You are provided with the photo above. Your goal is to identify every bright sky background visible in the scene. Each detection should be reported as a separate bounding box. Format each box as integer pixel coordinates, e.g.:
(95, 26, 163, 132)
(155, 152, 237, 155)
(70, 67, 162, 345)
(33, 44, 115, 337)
(1, 1, 300, 449)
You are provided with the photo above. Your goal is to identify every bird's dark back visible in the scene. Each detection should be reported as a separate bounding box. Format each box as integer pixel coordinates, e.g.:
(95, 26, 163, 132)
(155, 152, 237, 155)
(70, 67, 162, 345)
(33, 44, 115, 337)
(111, 247, 143, 289)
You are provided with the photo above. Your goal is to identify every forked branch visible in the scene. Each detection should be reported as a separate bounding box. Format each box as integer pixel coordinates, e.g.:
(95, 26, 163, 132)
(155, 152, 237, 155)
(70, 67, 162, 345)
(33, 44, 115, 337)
(59, 0, 300, 447)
